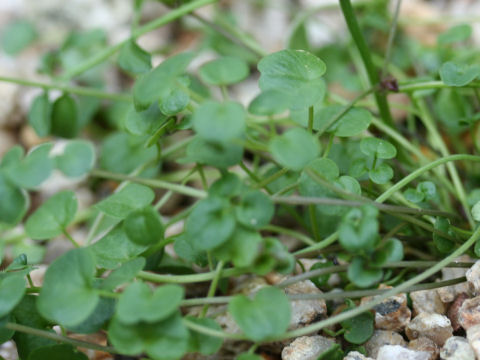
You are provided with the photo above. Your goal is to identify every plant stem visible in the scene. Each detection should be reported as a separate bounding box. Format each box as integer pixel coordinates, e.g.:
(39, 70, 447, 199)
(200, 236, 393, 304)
(0, 76, 131, 102)
(380, 0, 403, 79)
(338, 0, 394, 127)
(307, 106, 314, 133)
(62, 230, 80, 248)
(278, 225, 480, 340)
(399, 80, 480, 92)
(200, 260, 224, 317)
(138, 267, 245, 283)
(5, 322, 119, 354)
(90, 169, 207, 199)
(61, 0, 218, 79)
(262, 224, 316, 246)
(183, 318, 246, 340)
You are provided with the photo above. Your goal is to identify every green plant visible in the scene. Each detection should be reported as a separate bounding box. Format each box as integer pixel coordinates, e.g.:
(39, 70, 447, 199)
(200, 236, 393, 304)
(1, 0, 480, 358)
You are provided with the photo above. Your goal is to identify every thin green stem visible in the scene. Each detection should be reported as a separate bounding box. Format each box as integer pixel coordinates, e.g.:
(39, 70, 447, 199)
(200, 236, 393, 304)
(90, 169, 207, 199)
(5, 322, 120, 354)
(308, 205, 320, 242)
(399, 80, 480, 92)
(0, 76, 131, 102)
(380, 0, 403, 78)
(62, 230, 80, 248)
(255, 168, 288, 190)
(262, 224, 316, 246)
(278, 225, 480, 340)
(307, 106, 314, 133)
(200, 260, 225, 317)
(339, 0, 394, 127)
(138, 267, 244, 284)
(61, 0, 218, 79)
(183, 318, 246, 340)
(376, 154, 480, 203)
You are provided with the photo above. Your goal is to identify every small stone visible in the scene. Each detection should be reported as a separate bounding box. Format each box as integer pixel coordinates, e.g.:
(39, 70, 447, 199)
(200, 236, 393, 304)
(343, 351, 374, 360)
(459, 296, 480, 330)
(437, 257, 471, 303)
(411, 289, 447, 315)
(406, 313, 453, 346)
(466, 324, 480, 359)
(364, 330, 407, 358)
(281, 336, 334, 360)
(408, 337, 439, 360)
(377, 345, 430, 360)
(267, 274, 327, 330)
(466, 261, 480, 295)
(361, 285, 411, 331)
(440, 336, 475, 360)
(448, 293, 470, 331)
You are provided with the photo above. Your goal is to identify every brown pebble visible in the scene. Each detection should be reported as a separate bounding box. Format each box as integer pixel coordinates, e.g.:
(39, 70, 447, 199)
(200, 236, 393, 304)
(408, 336, 439, 360)
(459, 296, 480, 330)
(448, 293, 469, 331)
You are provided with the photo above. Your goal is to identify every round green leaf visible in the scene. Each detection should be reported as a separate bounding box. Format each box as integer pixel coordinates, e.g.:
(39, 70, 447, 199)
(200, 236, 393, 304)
(95, 183, 155, 219)
(473, 201, 480, 222)
(199, 56, 249, 85)
(341, 301, 374, 344)
(159, 88, 190, 116)
(339, 206, 379, 253)
(360, 137, 397, 159)
(2, 20, 37, 55)
(90, 226, 148, 269)
(417, 181, 436, 199)
(248, 90, 291, 116)
(118, 40, 152, 74)
(67, 297, 115, 334)
(3, 143, 53, 189)
(440, 61, 480, 87)
(124, 103, 165, 136)
(438, 24, 472, 44)
(124, 206, 164, 246)
(315, 105, 372, 137)
(192, 101, 246, 142)
(186, 316, 223, 355)
(369, 163, 394, 184)
(0, 173, 29, 225)
(185, 197, 236, 251)
(213, 226, 262, 268)
(133, 52, 194, 111)
(108, 312, 189, 359)
(51, 94, 78, 138)
(347, 256, 383, 288)
(404, 188, 425, 203)
(235, 190, 274, 229)
(117, 282, 184, 324)
(229, 286, 291, 341)
(28, 344, 88, 360)
(28, 93, 51, 137)
(183, 137, 243, 168)
(208, 173, 244, 199)
(0, 274, 25, 318)
(55, 140, 95, 177)
(258, 49, 326, 109)
(25, 190, 77, 240)
(269, 128, 321, 171)
(37, 248, 99, 327)
(433, 217, 456, 253)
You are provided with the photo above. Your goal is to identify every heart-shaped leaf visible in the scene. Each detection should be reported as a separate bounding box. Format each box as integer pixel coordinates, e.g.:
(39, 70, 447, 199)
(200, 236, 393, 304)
(54, 140, 95, 178)
(316, 105, 372, 137)
(341, 299, 374, 344)
(3, 143, 53, 189)
(213, 226, 262, 268)
(199, 56, 249, 85)
(339, 206, 379, 253)
(192, 101, 246, 143)
(159, 88, 190, 116)
(117, 282, 184, 324)
(37, 248, 99, 327)
(347, 256, 383, 288)
(25, 190, 77, 240)
(248, 90, 291, 116)
(440, 61, 480, 87)
(0, 274, 25, 317)
(124, 206, 164, 246)
(360, 137, 397, 159)
(235, 190, 274, 229)
(269, 128, 321, 171)
(95, 183, 154, 219)
(369, 163, 394, 184)
(229, 286, 291, 341)
(258, 49, 326, 109)
(185, 197, 236, 251)
(118, 40, 151, 74)
(108, 312, 189, 359)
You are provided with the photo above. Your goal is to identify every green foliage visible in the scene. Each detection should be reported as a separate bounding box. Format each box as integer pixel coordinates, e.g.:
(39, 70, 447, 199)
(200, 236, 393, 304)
(25, 191, 77, 240)
(51, 94, 79, 138)
(54, 140, 95, 177)
(341, 299, 374, 344)
(118, 40, 152, 74)
(199, 56, 249, 85)
(0, 274, 26, 318)
(2, 20, 37, 55)
(440, 61, 480, 87)
(28, 93, 51, 137)
(124, 206, 164, 245)
(229, 287, 291, 341)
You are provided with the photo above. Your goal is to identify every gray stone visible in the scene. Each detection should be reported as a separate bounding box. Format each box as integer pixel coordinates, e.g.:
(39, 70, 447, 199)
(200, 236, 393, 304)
(343, 351, 374, 360)
(406, 313, 453, 346)
(364, 330, 407, 358)
(408, 336, 439, 360)
(377, 345, 430, 360)
(466, 324, 480, 359)
(411, 289, 447, 315)
(281, 335, 334, 360)
(437, 257, 471, 303)
(467, 260, 480, 295)
(459, 296, 480, 330)
(440, 336, 475, 360)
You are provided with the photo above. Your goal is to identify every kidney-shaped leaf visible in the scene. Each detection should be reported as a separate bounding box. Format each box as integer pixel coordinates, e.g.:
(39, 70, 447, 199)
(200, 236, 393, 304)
(440, 61, 480, 87)
(37, 248, 99, 327)
(0, 274, 25, 318)
(360, 137, 397, 159)
(25, 190, 77, 240)
(124, 206, 164, 246)
(199, 56, 249, 85)
(258, 49, 326, 109)
(117, 282, 184, 324)
(269, 128, 320, 171)
(229, 286, 291, 341)
(55, 140, 95, 178)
